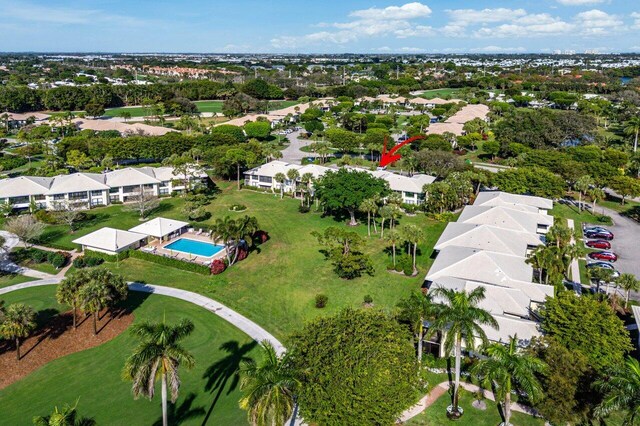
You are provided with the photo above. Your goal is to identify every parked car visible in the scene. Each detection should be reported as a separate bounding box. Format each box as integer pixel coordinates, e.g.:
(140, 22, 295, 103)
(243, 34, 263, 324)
(585, 240, 612, 249)
(584, 226, 610, 233)
(584, 230, 614, 240)
(588, 251, 618, 262)
(586, 262, 620, 278)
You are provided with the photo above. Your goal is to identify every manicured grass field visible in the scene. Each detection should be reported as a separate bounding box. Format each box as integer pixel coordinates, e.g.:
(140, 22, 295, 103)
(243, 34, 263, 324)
(194, 100, 224, 114)
(0, 286, 258, 425)
(40, 181, 447, 340)
(419, 88, 466, 99)
(405, 389, 544, 426)
(104, 106, 150, 118)
(105, 100, 299, 117)
(0, 273, 34, 289)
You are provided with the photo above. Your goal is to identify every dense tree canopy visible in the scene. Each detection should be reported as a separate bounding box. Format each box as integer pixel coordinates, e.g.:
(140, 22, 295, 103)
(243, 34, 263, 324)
(490, 167, 566, 198)
(291, 308, 419, 426)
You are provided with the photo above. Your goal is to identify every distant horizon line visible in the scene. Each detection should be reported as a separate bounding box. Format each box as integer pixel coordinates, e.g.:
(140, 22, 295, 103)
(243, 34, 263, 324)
(0, 51, 639, 56)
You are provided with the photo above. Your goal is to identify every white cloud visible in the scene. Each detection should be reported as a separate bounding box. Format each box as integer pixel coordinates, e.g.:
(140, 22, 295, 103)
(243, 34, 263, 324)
(574, 9, 623, 35)
(556, 0, 605, 5)
(271, 2, 434, 49)
(350, 2, 432, 20)
(470, 45, 526, 53)
(631, 12, 640, 29)
(399, 46, 428, 52)
(446, 8, 527, 26)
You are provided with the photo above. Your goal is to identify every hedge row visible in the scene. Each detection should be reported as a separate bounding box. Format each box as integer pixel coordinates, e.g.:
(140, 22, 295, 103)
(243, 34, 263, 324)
(129, 249, 211, 275)
(85, 250, 130, 263)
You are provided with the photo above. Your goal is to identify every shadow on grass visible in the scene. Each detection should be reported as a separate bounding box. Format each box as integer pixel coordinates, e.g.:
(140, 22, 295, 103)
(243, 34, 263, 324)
(200, 340, 257, 425)
(153, 392, 206, 426)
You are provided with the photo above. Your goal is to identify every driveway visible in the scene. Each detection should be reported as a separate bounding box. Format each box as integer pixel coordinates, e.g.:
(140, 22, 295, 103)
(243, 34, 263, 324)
(593, 205, 640, 280)
(280, 130, 316, 164)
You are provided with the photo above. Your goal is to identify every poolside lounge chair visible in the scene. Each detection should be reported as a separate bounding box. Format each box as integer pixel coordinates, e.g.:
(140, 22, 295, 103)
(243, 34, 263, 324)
(203, 230, 211, 238)
(188, 228, 195, 233)
(196, 229, 202, 236)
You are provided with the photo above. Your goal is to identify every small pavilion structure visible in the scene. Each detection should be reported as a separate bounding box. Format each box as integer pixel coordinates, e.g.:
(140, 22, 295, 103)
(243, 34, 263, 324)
(72, 227, 148, 255)
(128, 217, 189, 242)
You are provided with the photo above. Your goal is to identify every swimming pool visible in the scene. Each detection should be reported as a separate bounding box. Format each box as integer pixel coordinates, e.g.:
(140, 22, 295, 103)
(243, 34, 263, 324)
(164, 238, 225, 258)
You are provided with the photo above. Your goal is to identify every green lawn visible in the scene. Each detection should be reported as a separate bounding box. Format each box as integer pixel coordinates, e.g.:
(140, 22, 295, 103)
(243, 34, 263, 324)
(419, 88, 466, 100)
(104, 100, 298, 117)
(549, 203, 613, 234)
(0, 273, 34, 289)
(43, 181, 447, 341)
(104, 106, 150, 118)
(267, 100, 299, 111)
(194, 100, 224, 114)
(405, 389, 544, 426)
(0, 286, 259, 425)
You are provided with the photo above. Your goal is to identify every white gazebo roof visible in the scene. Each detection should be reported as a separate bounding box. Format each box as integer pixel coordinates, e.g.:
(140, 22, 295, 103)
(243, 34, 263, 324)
(128, 217, 189, 238)
(72, 227, 147, 252)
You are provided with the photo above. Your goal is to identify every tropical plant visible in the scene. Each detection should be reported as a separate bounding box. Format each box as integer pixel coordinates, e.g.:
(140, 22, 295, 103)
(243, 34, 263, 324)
(122, 318, 195, 426)
(473, 335, 546, 425)
(33, 401, 95, 426)
(594, 357, 640, 425)
(426, 287, 498, 418)
(286, 168, 300, 198)
(3, 214, 45, 247)
(616, 273, 640, 309)
(0, 303, 36, 360)
(299, 172, 314, 207)
(574, 175, 593, 212)
(78, 281, 110, 335)
(274, 172, 286, 199)
(359, 197, 378, 237)
(397, 291, 433, 363)
(384, 229, 403, 267)
(239, 341, 299, 426)
(400, 224, 423, 275)
(624, 116, 640, 153)
(56, 274, 85, 329)
(588, 186, 606, 215)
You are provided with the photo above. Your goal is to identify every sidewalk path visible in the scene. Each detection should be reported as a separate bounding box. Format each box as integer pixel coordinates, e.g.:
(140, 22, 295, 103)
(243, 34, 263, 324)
(0, 279, 285, 355)
(399, 381, 540, 423)
(0, 231, 56, 279)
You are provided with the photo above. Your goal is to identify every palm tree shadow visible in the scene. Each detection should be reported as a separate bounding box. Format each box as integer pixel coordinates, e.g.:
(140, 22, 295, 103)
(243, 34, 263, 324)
(200, 340, 257, 425)
(152, 392, 205, 426)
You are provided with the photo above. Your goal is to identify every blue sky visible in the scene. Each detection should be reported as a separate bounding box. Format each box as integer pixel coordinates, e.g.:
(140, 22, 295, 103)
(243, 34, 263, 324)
(0, 0, 639, 53)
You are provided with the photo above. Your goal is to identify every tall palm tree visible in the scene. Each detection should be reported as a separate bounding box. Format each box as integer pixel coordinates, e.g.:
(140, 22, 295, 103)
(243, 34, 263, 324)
(588, 186, 606, 215)
(473, 335, 546, 426)
(427, 287, 498, 419)
(286, 169, 300, 198)
(575, 175, 593, 212)
(384, 229, 403, 267)
(239, 341, 299, 426)
(616, 273, 640, 309)
(78, 281, 110, 335)
(56, 272, 87, 329)
(397, 291, 433, 363)
(624, 116, 640, 153)
(526, 248, 545, 284)
(300, 173, 314, 207)
(33, 402, 95, 426)
(378, 205, 393, 239)
(123, 318, 195, 426)
(594, 357, 640, 425)
(274, 173, 286, 199)
(400, 224, 424, 275)
(0, 303, 36, 360)
(359, 197, 378, 237)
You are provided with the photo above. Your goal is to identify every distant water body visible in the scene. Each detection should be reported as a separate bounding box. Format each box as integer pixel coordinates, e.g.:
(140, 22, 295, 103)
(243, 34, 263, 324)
(621, 77, 633, 84)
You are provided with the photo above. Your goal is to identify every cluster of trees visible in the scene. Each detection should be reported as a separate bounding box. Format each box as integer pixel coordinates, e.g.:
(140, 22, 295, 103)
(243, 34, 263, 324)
(209, 215, 261, 266)
(423, 171, 485, 213)
(312, 227, 374, 279)
(526, 222, 581, 288)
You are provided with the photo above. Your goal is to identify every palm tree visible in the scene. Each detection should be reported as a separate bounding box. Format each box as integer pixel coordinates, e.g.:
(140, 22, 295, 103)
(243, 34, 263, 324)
(526, 248, 545, 284)
(397, 291, 433, 363)
(274, 173, 286, 199)
(400, 224, 423, 275)
(624, 116, 640, 153)
(300, 173, 314, 207)
(56, 274, 85, 330)
(33, 402, 95, 426)
(473, 335, 546, 426)
(588, 186, 606, 215)
(359, 197, 378, 237)
(594, 357, 640, 424)
(575, 175, 593, 212)
(385, 229, 403, 267)
(78, 281, 110, 335)
(546, 222, 572, 249)
(426, 287, 498, 418)
(0, 303, 36, 360)
(378, 205, 393, 239)
(616, 273, 640, 309)
(286, 169, 300, 198)
(239, 341, 299, 426)
(589, 266, 614, 295)
(123, 318, 195, 426)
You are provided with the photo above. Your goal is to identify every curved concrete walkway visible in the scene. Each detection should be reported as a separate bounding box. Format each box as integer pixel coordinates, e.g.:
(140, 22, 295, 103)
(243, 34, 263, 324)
(0, 279, 285, 355)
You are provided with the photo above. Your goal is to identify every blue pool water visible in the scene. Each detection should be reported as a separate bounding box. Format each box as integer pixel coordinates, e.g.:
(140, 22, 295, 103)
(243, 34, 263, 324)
(164, 238, 224, 257)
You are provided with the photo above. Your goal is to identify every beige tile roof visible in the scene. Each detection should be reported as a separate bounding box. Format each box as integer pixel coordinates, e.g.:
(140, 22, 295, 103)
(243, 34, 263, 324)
(72, 227, 147, 252)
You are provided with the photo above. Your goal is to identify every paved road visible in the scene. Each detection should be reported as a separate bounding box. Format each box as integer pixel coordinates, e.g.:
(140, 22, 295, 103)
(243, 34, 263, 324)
(0, 279, 286, 355)
(280, 130, 316, 164)
(591, 205, 640, 279)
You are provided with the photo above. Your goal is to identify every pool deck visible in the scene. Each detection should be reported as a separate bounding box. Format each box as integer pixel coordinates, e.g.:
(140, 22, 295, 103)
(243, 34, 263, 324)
(142, 231, 226, 266)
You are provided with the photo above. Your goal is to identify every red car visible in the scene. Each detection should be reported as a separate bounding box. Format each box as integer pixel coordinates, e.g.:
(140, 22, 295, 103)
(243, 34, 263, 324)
(585, 240, 611, 250)
(588, 251, 618, 262)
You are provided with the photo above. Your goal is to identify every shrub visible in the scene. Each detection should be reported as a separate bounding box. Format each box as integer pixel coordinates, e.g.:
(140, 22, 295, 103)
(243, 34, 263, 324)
(397, 254, 413, 276)
(129, 249, 210, 275)
(236, 249, 248, 262)
(298, 205, 310, 213)
(402, 203, 418, 214)
(363, 294, 373, 304)
(315, 294, 328, 309)
(85, 250, 130, 262)
(229, 204, 247, 212)
(72, 257, 85, 268)
(253, 230, 269, 244)
(210, 259, 227, 275)
(73, 255, 104, 269)
(34, 209, 57, 224)
(31, 249, 49, 263)
(47, 251, 68, 269)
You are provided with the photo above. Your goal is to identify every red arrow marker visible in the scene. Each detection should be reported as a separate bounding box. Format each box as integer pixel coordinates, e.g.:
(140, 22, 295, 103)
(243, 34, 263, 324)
(379, 135, 425, 167)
